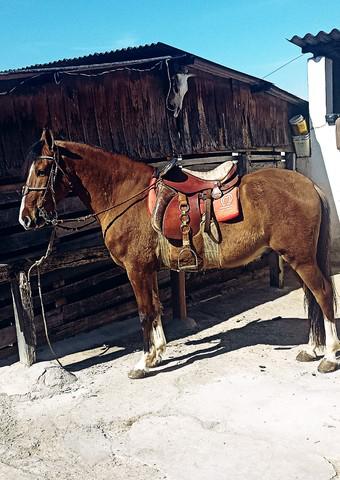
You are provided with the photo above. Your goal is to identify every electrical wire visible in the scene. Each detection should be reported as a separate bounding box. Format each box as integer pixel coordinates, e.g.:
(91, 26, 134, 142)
(262, 54, 304, 80)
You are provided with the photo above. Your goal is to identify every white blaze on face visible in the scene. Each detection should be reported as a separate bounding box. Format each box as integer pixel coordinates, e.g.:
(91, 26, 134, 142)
(19, 163, 35, 229)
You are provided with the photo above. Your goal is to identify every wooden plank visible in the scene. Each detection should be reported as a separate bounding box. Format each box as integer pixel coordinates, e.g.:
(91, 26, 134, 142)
(10, 272, 36, 366)
(0, 345, 17, 361)
(59, 269, 170, 323)
(0, 264, 10, 284)
(247, 154, 283, 161)
(33, 265, 126, 306)
(269, 252, 285, 289)
(0, 325, 16, 349)
(0, 96, 26, 178)
(77, 80, 100, 146)
(1, 228, 53, 255)
(170, 271, 187, 321)
(285, 152, 296, 171)
(34, 247, 108, 275)
(247, 161, 285, 172)
(62, 77, 85, 142)
(48, 286, 173, 342)
(0, 190, 21, 205)
(60, 282, 135, 322)
(9, 246, 110, 278)
(45, 82, 68, 139)
(149, 155, 234, 169)
(0, 303, 14, 322)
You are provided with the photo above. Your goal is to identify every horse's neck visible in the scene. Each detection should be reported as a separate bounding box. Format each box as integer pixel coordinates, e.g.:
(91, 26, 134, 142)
(58, 141, 152, 213)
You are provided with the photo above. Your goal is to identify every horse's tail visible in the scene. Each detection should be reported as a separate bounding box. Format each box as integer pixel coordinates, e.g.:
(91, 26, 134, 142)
(304, 185, 336, 347)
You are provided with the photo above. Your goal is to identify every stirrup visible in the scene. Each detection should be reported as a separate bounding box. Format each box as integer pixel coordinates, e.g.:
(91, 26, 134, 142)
(177, 246, 198, 272)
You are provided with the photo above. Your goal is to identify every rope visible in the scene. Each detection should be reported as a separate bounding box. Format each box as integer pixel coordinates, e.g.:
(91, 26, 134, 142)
(27, 228, 66, 370)
(36, 267, 65, 370)
(165, 58, 176, 113)
(0, 56, 184, 95)
(54, 180, 159, 229)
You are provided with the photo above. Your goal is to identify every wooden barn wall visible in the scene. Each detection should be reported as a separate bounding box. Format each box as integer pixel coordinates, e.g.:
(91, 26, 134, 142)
(0, 67, 302, 179)
(0, 67, 303, 361)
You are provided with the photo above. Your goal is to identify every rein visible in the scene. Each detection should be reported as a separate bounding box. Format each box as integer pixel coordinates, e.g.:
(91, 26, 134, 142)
(56, 181, 158, 231)
(23, 147, 159, 231)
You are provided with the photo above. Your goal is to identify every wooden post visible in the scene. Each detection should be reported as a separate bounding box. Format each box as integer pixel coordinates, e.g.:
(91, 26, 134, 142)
(170, 270, 187, 320)
(269, 252, 285, 289)
(10, 272, 36, 366)
(238, 153, 249, 176)
(285, 152, 296, 171)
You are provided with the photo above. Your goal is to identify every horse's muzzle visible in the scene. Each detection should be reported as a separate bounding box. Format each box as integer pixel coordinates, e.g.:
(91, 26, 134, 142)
(20, 210, 46, 230)
(22, 215, 34, 229)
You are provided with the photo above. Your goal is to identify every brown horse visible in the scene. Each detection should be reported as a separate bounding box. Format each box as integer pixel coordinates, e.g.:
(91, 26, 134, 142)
(19, 129, 339, 378)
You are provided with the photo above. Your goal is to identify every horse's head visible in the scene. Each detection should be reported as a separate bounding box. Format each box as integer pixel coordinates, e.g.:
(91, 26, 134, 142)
(19, 128, 71, 230)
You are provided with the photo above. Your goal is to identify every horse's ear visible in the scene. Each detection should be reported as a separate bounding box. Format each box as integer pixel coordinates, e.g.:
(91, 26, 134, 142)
(40, 128, 55, 151)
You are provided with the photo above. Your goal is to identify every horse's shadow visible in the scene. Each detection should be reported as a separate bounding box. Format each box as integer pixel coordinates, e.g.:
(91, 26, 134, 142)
(67, 314, 339, 375)
(54, 274, 303, 372)
(64, 315, 313, 373)
(2, 269, 337, 374)
(146, 316, 314, 377)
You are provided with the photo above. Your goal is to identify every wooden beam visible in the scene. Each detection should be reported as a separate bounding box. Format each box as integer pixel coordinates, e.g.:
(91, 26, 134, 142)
(170, 270, 187, 321)
(285, 152, 296, 171)
(269, 252, 285, 289)
(0, 325, 16, 350)
(10, 272, 36, 366)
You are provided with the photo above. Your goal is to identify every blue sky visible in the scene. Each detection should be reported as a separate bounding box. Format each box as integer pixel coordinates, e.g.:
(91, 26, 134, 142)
(1, 0, 339, 99)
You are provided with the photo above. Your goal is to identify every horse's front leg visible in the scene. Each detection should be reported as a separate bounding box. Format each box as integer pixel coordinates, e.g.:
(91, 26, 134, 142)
(150, 271, 167, 363)
(127, 268, 165, 379)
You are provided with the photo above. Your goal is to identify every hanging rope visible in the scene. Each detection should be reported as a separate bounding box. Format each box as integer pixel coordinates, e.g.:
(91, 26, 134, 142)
(0, 55, 187, 96)
(26, 228, 66, 370)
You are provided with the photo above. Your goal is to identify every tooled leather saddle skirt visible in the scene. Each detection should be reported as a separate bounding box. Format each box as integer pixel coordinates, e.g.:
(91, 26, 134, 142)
(148, 160, 240, 240)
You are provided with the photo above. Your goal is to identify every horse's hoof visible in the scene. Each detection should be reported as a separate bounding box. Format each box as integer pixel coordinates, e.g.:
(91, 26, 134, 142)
(317, 359, 338, 374)
(128, 369, 148, 379)
(296, 350, 317, 362)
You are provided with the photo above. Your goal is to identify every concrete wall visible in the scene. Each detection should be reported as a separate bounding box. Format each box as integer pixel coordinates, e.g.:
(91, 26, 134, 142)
(296, 56, 340, 257)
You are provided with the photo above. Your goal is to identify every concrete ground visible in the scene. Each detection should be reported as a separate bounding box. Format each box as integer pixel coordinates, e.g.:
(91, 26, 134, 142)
(0, 269, 340, 480)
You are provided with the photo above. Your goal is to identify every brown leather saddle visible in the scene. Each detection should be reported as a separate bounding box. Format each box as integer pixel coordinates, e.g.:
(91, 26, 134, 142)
(148, 158, 240, 270)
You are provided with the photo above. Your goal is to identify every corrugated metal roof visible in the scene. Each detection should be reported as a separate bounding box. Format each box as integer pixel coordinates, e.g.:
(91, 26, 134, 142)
(0, 42, 184, 74)
(289, 28, 340, 58)
(0, 41, 306, 105)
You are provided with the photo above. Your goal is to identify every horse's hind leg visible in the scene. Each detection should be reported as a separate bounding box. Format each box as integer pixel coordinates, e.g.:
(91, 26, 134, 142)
(294, 262, 340, 372)
(126, 267, 164, 379)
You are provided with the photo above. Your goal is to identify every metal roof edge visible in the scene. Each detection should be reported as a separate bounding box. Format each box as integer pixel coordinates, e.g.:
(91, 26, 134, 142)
(289, 28, 340, 55)
(0, 42, 184, 75)
(0, 41, 306, 104)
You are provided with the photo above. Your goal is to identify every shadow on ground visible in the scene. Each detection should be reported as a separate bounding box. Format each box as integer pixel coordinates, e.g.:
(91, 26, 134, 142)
(2, 268, 338, 374)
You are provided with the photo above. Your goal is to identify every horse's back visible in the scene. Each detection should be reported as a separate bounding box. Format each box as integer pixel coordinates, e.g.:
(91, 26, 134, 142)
(240, 167, 320, 216)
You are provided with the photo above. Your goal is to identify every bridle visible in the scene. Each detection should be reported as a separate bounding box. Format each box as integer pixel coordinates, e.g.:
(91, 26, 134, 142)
(22, 145, 160, 231)
(22, 147, 71, 225)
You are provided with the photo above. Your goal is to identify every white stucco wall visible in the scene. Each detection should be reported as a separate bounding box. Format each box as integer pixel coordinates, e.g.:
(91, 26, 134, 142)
(296, 56, 340, 253)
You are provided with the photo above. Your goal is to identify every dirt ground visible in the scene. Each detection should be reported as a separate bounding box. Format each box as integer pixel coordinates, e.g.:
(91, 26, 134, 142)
(0, 268, 340, 480)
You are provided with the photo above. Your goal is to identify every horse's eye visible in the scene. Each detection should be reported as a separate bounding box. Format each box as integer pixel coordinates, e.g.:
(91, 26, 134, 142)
(37, 170, 46, 176)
